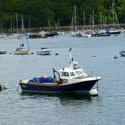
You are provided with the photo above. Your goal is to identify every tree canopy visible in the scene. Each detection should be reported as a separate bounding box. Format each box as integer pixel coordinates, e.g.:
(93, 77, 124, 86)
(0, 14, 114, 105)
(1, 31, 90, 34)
(0, 0, 125, 29)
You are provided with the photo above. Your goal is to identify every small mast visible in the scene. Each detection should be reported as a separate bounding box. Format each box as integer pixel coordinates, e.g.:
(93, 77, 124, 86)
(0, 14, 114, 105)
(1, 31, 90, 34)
(69, 48, 79, 69)
(69, 48, 74, 68)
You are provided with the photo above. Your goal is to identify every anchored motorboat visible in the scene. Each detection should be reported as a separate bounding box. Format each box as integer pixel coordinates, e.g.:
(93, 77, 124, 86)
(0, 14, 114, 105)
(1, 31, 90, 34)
(37, 48, 51, 55)
(19, 48, 101, 95)
(13, 17, 30, 55)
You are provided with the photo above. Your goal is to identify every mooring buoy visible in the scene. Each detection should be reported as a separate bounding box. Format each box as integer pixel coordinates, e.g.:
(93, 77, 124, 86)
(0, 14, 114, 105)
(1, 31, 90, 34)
(89, 89, 98, 96)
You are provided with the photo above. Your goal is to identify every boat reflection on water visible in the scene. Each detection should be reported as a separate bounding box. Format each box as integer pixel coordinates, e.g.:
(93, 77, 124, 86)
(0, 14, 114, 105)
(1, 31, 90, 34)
(20, 91, 99, 106)
(58, 94, 99, 106)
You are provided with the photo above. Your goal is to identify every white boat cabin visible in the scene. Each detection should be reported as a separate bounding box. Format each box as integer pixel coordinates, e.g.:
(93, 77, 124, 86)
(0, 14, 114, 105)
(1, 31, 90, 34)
(59, 61, 88, 82)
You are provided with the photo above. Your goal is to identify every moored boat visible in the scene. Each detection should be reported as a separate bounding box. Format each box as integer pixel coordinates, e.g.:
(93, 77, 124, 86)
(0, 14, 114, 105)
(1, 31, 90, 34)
(109, 29, 121, 35)
(19, 48, 101, 94)
(13, 17, 30, 55)
(120, 51, 125, 57)
(37, 48, 51, 55)
(40, 32, 59, 38)
(13, 47, 29, 55)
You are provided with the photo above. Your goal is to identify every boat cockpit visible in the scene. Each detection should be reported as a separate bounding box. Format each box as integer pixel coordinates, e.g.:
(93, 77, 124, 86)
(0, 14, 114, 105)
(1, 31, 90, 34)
(59, 68, 88, 80)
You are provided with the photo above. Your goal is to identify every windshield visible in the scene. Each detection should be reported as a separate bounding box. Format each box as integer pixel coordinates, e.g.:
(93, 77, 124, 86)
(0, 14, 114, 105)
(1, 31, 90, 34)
(62, 72, 69, 77)
(70, 72, 75, 76)
(75, 71, 83, 75)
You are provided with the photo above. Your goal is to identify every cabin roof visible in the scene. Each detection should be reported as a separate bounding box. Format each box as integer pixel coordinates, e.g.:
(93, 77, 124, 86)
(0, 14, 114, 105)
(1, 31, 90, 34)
(59, 67, 83, 72)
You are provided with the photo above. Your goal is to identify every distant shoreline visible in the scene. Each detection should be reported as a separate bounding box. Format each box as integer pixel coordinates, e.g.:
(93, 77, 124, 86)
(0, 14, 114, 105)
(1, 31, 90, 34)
(2, 24, 125, 33)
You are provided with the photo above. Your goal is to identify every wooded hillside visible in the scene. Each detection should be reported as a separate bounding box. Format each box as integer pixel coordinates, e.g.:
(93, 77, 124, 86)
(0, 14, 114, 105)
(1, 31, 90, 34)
(0, 0, 125, 29)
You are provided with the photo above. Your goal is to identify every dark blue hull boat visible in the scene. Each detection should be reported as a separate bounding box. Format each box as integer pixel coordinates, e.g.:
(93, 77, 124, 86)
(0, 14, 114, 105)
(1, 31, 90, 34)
(19, 48, 101, 95)
(19, 80, 98, 94)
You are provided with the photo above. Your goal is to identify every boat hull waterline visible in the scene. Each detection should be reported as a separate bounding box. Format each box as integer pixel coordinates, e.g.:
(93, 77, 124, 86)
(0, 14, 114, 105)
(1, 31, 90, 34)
(19, 79, 99, 94)
(37, 51, 51, 55)
(13, 50, 29, 55)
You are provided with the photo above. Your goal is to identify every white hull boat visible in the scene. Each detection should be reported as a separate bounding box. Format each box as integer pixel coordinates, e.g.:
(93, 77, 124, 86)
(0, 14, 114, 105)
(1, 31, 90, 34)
(37, 48, 51, 55)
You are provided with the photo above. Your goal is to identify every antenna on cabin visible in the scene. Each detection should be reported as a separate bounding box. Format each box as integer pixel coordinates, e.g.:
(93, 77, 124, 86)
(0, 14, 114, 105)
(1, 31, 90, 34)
(69, 48, 79, 69)
(69, 48, 74, 68)
(69, 48, 73, 62)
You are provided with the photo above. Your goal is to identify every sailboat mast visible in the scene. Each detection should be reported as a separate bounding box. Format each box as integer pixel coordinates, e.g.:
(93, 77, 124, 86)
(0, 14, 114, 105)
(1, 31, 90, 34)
(56, 18, 59, 31)
(21, 16, 30, 50)
(90, 13, 92, 30)
(112, 0, 115, 29)
(70, 17, 73, 32)
(100, 12, 102, 30)
(13, 18, 15, 33)
(74, 5, 77, 32)
(16, 14, 19, 34)
(21, 16, 25, 34)
(1, 24, 3, 34)
(57, 18, 59, 31)
(83, 11, 85, 26)
(10, 18, 13, 34)
(29, 19, 31, 33)
(92, 10, 95, 30)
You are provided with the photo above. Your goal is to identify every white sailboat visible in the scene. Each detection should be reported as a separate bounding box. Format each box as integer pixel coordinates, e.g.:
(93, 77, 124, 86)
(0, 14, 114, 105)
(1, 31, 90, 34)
(71, 5, 80, 36)
(109, 0, 121, 35)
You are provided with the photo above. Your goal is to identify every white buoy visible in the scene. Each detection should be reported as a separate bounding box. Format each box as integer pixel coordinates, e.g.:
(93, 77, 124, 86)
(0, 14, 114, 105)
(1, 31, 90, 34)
(89, 89, 98, 96)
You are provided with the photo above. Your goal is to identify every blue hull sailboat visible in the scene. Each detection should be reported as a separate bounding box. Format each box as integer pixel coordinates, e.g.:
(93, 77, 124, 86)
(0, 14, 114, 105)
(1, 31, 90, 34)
(13, 17, 29, 55)
(13, 43, 29, 55)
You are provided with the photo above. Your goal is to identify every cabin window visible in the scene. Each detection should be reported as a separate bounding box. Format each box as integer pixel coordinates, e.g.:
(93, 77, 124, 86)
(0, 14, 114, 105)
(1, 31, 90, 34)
(62, 72, 69, 77)
(70, 72, 75, 76)
(76, 71, 83, 75)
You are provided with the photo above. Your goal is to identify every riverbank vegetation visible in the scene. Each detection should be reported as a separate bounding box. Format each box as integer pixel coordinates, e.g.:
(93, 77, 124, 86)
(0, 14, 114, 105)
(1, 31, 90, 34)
(0, 0, 125, 30)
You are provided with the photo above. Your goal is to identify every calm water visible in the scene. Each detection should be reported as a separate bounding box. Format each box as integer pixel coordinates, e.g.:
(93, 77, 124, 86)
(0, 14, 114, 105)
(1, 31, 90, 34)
(0, 33, 125, 125)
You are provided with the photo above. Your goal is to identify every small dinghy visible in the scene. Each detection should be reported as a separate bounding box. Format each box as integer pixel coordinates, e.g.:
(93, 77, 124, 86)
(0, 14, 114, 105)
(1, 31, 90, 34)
(19, 48, 101, 95)
(37, 48, 51, 55)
